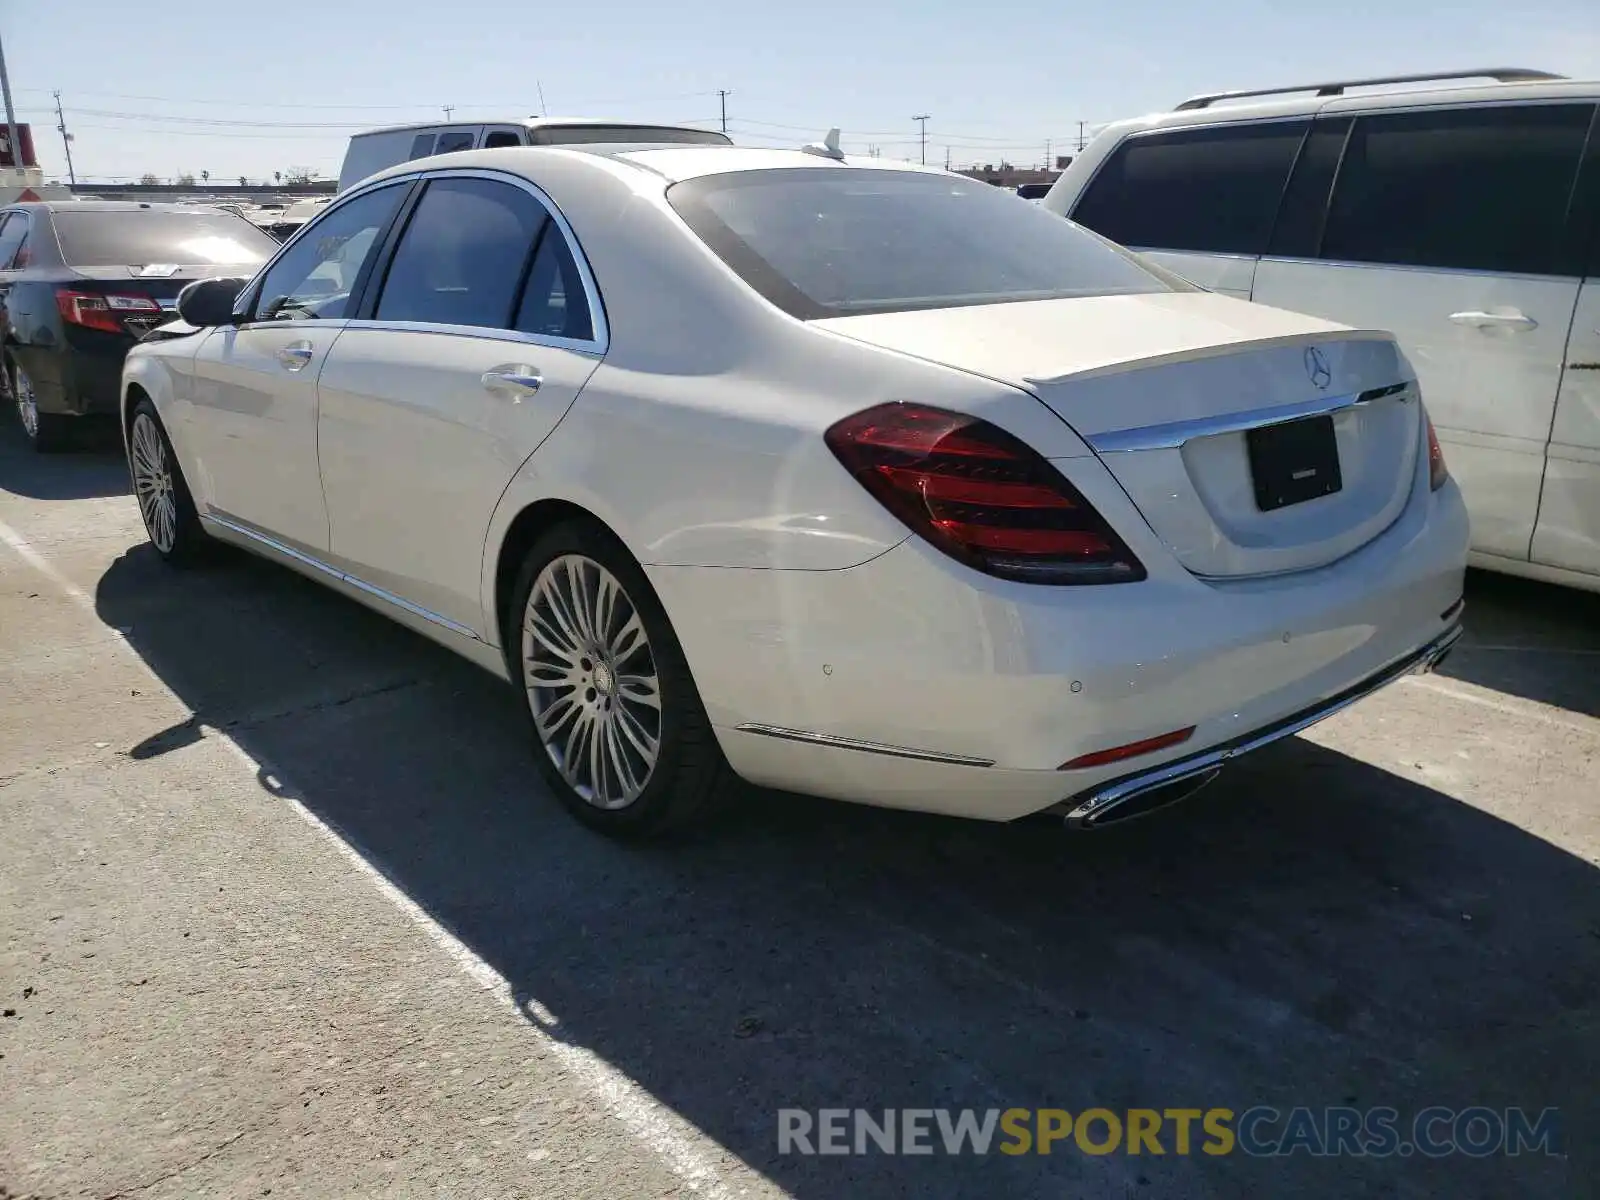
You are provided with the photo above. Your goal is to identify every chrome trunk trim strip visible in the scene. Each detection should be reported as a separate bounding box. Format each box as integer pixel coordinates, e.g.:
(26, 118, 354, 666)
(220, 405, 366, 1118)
(733, 723, 997, 768)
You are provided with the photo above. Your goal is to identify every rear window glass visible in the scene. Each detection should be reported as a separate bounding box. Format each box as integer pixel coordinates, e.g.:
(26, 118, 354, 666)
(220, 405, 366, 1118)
(530, 125, 731, 146)
(53, 210, 279, 267)
(668, 168, 1177, 318)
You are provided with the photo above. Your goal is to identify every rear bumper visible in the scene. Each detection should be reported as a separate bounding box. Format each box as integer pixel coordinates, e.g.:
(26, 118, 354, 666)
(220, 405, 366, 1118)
(22, 337, 136, 416)
(1054, 619, 1462, 828)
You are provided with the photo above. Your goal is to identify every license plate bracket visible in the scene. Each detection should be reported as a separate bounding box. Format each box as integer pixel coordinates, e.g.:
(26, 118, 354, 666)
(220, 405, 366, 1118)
(1246, 415, 1342, 512)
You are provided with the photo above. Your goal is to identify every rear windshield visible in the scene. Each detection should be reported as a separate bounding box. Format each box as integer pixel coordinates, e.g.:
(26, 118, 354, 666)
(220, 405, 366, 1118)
(531, 125, 731, 147)
(52, 210, 280, 268)
(667, 168, 1176, 318)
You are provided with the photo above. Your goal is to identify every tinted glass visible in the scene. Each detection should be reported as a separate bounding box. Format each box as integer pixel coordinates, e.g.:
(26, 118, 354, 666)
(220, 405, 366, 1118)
(515, 227, 594, 340)
(408, 133, 436, 160)
(1267, 118, 1351, 258)
(669, 168, 1174, 319)
(529, 125, 731, 146)
(1322, 104, 1592, 275)
(484, 130, 524, 149)
(1071, 120, 1308, 255)
(435, 131, 475, 153)
(376, 177, 548, 328)
(53, 209, 278, 268)
(0, 214, 26, 268)
(254, 184, 406, 321)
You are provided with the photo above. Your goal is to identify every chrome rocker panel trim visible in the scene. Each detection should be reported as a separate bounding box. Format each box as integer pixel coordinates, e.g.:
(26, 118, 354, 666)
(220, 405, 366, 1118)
(734, 723, 998, 768)
(1058, 620, 1465, 829)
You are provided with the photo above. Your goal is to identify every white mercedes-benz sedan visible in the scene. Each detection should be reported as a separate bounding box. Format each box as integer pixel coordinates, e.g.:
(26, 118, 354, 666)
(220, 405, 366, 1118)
(121, 142, 1468, 836)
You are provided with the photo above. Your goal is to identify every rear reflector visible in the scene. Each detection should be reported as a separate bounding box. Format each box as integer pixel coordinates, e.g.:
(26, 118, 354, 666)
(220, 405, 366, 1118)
(1059, 726, 1195, 771)
(1425, 412, 1449, 491)
(56, 288, 161, 335)
(825, 402, 1146, 585)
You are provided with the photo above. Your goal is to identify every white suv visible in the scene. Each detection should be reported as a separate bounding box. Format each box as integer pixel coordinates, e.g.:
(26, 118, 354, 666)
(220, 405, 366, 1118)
(1045, 69, 1600, 593)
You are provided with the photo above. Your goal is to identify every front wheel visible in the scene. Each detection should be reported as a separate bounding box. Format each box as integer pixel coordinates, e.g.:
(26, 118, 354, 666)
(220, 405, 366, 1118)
(128, 400, 209, 565)
(509, 520, 737, 837)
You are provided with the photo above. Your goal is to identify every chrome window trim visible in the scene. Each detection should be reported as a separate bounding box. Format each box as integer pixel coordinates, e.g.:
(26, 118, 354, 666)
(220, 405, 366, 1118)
(334, 318, 604, 356)
(204, 513, 481, 641)
(1080, 382, 1413, 454)
(1255, 253, 1586, 283)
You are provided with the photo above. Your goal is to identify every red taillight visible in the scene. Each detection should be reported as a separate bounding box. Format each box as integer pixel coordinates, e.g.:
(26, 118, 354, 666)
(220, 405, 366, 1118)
(55, 289, 160, 335)
(1059, 726, 1195, 771)
(1425, 412, 1449, 491)
(825, 402, 1146, 584)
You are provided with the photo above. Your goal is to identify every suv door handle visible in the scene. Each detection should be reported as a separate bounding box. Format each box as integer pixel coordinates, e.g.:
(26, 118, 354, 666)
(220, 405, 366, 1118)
(275, 341, 315, 370)
(1449, 310, 1537, 331)
(481, 367, 543, 398)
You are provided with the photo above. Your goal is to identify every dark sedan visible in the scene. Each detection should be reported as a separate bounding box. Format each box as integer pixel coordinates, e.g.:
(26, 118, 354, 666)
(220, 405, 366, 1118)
(0, 201, 278, 451)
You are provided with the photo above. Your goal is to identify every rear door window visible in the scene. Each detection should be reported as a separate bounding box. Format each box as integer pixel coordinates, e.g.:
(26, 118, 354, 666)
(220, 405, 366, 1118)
(435, 131, 475, 154)
(1071, 120, 1309, 255)
(0, 213, 27, 268)
(1320, 104, 1593, 276)
(52, 210, 278, 268)
(374, 176, 549, 329)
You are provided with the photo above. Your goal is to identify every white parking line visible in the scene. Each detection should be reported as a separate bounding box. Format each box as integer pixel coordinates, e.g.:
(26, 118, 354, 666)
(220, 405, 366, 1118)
(1401, 671, 1598, 735)
(0, 514, 741, 1197)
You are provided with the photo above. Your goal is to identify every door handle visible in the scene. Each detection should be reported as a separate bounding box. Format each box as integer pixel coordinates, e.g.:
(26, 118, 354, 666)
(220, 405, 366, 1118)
(1449, 310, 1537, 331)
(275, 341, 314, 371)
(481, 367, 543, 399)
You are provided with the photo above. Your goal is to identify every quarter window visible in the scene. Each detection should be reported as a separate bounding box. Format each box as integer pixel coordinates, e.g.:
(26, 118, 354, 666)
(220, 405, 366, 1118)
(1320, 104, 1592, 276)
(515, 226, 594, 341)
(1071, 121, 1309, 255)
(408, 133, 436, 160)
(374, 177, 549, 329)
(0, 213, 26, 268)
(252, 183, 407, 321)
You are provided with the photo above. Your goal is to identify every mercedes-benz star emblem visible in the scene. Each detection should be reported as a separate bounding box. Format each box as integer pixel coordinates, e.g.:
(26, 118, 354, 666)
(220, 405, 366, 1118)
(1304, 346, 1332, 390)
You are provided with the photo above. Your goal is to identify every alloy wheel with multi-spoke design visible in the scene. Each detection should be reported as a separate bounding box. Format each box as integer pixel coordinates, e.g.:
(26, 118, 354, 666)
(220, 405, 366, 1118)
(130, 412, 180, 554)
(521, 554, 663, 809)
(13, 365, 38, 440)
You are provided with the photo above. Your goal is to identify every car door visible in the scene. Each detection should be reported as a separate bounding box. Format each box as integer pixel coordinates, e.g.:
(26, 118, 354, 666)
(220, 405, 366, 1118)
(0, 212, 25, 364)
(316, 171, 604, 635)
(183, 181, 412, 556)
(1065, 119, 1309, 299)
(1532, 214, 1600, 577)
(1251, 101, 1594, 563)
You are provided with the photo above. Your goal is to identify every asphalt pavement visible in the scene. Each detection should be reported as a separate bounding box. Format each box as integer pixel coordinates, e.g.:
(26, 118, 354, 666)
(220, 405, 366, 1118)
(2, 419, 1598, 1199)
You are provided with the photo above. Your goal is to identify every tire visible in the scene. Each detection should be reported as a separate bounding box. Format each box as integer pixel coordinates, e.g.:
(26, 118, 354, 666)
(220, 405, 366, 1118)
(10, 360, 73, 453)
(507, 518, 738, 837)
(128, 399, 209, 566)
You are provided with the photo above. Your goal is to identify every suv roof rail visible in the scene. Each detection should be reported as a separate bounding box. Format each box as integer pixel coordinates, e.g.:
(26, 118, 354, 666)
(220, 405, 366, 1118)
(1174, 68, 1567, 111)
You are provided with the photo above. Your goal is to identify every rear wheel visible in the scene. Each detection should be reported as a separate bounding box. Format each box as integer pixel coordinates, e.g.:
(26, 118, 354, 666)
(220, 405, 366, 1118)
(10, 361, 72, 452)
(509, 520, 738, 837)
(129, 400, 208, 565)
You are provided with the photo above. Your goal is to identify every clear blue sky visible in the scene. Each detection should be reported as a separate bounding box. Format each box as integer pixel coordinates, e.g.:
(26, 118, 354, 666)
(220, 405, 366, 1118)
(7, 0, 1600, 183)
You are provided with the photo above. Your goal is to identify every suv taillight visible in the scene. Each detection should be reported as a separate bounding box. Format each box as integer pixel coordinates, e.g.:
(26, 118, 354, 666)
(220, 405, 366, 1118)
(825, 402, 1146, 584)
(56, 289, 160, 335)
(1425, 412, 1449, 491)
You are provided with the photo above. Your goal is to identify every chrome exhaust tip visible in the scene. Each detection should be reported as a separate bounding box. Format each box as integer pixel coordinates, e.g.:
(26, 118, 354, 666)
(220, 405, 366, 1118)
(1062, 765, 1222, 830)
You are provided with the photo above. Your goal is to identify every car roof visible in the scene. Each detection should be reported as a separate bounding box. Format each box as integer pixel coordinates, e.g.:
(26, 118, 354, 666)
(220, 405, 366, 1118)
(1098, 75, 1600, 140)
(351, 116, 724, 137)
(354, 142, 956, 193)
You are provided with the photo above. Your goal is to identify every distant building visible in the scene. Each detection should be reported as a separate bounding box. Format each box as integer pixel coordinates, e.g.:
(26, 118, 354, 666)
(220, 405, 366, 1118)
(955, 160, 1069, 189)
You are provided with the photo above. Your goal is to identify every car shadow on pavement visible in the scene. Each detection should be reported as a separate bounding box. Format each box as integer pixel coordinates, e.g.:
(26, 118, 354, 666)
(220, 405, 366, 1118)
(94, 546, 1600, 1200)
(1438, 569, 1600, 719)
(0, 419, 131, 501)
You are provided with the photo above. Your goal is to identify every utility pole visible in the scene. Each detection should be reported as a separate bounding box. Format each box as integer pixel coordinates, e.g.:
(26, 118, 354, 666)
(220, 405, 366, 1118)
(717, 89, 730, 135)
(912, 114, 930, 165)
(1076, 121, 1087, 152)
(53, 90, 76, 186)
(1045, 138, 1052, 170)
(442, 105, 454, 120)
(0, 28, 21, 179)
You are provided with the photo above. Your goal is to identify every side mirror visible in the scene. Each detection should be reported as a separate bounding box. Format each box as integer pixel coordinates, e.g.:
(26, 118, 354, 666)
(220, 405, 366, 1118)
(176, 277, 247, 327)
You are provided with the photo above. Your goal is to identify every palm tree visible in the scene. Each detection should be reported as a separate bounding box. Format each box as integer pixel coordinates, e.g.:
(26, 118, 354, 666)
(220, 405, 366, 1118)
(273, 170, 282, 184)
(201, 170, 210, 184)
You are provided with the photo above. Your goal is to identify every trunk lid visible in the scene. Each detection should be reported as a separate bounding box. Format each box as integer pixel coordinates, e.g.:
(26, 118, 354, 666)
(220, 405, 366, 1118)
(813, 292, 1422, 579)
